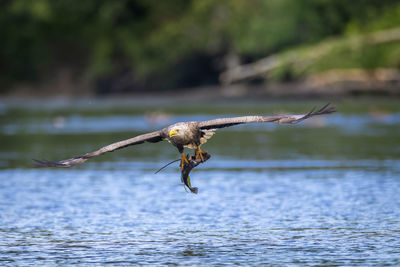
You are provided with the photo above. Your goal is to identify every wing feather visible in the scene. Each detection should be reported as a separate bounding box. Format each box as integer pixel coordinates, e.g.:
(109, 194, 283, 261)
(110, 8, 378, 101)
(33, 130, 164, 168)
(33, 103, 336, 168)
(198, 103, 336, 130)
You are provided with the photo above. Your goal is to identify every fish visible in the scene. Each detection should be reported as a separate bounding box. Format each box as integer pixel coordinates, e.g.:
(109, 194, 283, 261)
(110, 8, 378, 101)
(181, 152, 211, 194)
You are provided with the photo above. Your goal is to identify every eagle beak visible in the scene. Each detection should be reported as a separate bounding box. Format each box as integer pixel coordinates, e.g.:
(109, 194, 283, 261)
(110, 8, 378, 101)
(169, 129, 178, 138)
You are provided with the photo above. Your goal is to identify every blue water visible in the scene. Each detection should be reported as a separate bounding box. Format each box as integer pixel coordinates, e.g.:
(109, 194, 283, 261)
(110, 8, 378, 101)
(1, 99, 400, 265)
(1, 162, 399, 266)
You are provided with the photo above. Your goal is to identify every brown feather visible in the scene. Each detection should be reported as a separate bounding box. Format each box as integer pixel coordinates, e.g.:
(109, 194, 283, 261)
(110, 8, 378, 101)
(197, 103, 336, 130)
(33, 130, 163, 167)
(33, 103, 336, 168)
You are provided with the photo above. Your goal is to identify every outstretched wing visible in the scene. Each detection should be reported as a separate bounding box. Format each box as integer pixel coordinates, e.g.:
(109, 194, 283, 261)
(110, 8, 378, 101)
(197, 103, 336, 130)
(33, 130, 164, 168)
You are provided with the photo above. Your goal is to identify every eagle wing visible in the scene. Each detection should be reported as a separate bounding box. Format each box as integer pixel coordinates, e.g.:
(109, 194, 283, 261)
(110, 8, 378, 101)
(197, 103, 336, 130)
(33, 130, 164, 167)
(34, 103, 336, 168)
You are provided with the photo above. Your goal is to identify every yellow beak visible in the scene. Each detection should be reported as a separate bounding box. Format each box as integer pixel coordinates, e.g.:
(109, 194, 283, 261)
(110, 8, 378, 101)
(169, 129, 178, 138)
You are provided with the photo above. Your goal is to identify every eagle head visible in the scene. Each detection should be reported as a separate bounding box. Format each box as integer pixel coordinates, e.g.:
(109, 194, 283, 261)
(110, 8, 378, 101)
(169, 128, 180, 138)
(167, 123, 193, 144)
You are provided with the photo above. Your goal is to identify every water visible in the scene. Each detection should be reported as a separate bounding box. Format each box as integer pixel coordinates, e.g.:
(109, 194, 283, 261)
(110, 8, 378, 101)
(1, 98, 400, 266)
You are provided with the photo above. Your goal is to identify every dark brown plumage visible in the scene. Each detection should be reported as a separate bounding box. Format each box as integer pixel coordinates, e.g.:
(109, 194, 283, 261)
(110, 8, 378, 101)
(33, 103, 336, 168)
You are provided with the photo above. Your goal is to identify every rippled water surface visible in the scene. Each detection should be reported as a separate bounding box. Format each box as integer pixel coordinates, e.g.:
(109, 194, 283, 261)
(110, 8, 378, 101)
(1, 98, 400, 266)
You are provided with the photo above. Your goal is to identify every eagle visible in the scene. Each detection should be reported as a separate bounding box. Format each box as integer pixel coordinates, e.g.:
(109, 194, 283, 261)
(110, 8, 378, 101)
(33, 103, 336, 169)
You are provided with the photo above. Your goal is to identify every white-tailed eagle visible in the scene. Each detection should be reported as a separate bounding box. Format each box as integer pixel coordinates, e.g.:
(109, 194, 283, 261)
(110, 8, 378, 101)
(34, 103, 336, 169)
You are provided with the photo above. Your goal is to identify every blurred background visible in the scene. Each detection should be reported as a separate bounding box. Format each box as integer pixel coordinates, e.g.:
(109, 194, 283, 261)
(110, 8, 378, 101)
(1, 0, 400, 96)
(1, 1, 400, 266)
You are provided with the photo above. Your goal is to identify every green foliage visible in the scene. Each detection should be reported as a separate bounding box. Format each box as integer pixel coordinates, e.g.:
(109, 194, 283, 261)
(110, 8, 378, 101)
(0, 0, 399, 93)
(306, 42, 400, 74)
(346, 2, 400, 33)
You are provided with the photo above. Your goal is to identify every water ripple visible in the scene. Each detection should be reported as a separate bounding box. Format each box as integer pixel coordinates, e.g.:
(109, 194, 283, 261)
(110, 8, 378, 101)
(1, 166, 400, 265)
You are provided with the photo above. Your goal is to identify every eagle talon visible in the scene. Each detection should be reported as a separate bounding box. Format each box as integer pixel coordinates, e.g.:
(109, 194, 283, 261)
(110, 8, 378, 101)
(180, 153, 189, 169)
(198, 152, 204, 162)
(195, 147, 207, 162)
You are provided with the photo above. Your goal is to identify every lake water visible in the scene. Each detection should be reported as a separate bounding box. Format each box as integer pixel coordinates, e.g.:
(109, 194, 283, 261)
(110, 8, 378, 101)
(1, 98, 400, 266)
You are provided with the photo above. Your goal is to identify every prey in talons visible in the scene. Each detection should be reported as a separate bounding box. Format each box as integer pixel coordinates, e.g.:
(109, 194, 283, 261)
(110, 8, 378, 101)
(34, 104, 336, 194)
(180, 152, 211, 194)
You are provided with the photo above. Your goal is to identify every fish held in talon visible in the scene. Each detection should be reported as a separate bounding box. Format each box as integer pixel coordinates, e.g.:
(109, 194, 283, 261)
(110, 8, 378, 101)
(180, 153, 211, 194)
(195, 147, 207, 162)
(33, 104, 336, 193)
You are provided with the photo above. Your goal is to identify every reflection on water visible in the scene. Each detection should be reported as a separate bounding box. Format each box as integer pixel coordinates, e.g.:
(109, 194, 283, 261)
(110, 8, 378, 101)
(0, 98, 399, 265)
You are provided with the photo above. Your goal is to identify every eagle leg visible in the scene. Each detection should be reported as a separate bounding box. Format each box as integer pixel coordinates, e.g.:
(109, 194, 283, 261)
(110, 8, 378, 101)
(180, 153, 189, 169)
(195, 146, 207, 162)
